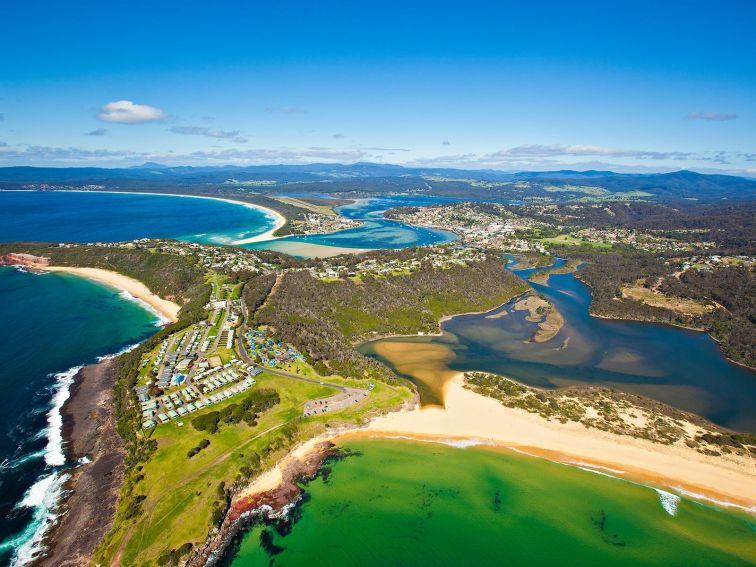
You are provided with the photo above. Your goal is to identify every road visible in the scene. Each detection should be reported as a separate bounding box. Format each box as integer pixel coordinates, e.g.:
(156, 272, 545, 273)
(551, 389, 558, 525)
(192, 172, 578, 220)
(236, 279, 369, 410)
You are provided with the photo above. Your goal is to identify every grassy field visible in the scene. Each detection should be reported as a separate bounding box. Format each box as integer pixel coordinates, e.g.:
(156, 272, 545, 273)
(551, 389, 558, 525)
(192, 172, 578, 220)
(208, 273, 229, 301)
(95, 370, 412, 565)
(621, 283, 713, 316)
(271, 195, 337, 216)
(539, 233, 612, 249)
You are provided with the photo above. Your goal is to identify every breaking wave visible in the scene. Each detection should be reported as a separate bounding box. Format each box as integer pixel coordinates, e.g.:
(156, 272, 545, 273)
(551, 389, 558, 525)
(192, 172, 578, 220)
(655, 488, 680, 516)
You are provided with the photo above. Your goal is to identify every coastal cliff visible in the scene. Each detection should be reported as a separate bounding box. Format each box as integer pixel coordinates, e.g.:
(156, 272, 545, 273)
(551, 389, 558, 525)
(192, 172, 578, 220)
(0, 253, 49, 267)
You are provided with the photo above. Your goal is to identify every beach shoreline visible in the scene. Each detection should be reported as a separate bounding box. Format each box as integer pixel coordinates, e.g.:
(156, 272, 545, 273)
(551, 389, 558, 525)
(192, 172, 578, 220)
(250, 239, 374, 258)
(2, 189, 288, 245)
(235, 374, 756, 514)
(32, 264, 180, 323)
(94, 190, 287, 244)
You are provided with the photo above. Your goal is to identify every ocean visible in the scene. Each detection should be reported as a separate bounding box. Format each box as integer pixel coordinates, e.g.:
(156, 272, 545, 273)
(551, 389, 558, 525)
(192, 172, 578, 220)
(0, 190, 276, 245)
(0, 190, 275, 564)
(0, 268, 159, 565)
(228, 438, 756, 566)
(1, 191, 753, 565)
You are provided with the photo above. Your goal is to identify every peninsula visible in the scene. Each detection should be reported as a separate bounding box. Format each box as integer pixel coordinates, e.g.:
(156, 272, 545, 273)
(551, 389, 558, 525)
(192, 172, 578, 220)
(1, 235, 753, 566)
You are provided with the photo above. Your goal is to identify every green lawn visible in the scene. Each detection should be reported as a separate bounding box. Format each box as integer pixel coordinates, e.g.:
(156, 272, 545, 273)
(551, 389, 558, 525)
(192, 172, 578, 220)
(96, 370, 412, 565)
(539, 234, 612, 249)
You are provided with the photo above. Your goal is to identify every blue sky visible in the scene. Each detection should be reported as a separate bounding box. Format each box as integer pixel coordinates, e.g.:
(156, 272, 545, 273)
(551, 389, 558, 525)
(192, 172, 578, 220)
(0, 0, 754, 173)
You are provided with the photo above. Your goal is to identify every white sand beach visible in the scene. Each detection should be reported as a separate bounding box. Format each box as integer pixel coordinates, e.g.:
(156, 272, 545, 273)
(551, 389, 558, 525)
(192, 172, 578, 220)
(238, 375, 756, 512)
(354, 375, 756, 509)
(42, 266, 181, 323)
(253, 240, 373, 258)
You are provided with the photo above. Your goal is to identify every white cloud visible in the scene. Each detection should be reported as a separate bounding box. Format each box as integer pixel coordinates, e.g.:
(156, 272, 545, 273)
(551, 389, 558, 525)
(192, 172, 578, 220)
(0, 140, 751, 176)
(686, 111, 738, 121)
(86, 128, 107, 136)
(0, 144, 372, 167)
(98, 100, 166, 124)
(490, 144, 692, 160)
(169, 126, 247, 143)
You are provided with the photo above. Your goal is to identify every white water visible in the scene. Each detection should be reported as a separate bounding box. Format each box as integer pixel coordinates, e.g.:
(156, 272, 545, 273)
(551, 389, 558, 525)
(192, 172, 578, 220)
(576, 466, 623, 480)
(8, 340, 145, 564)
(44, 366, 81, 467)
(655, 488, 681, 516)
(97, 341, 143, 361)
(0, 450, 46, 473)
(117, 289, 171, 326)
(5, 471, 70, 566)
(673, 486, 756, 514)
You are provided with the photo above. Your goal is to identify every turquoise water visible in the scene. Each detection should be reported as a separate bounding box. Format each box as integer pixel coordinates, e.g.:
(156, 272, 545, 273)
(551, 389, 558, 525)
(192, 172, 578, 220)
(228, 439, 756, 566)
(2, 190, 753, 564)
(0, 268, 159, 565)
(0, 191, 274, 245)
(245, 195, 463, 254)
(0, 190, 275, 564)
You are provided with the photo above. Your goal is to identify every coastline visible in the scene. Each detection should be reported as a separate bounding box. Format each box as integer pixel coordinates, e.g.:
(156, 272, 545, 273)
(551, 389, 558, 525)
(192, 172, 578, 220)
(33, 359, 126, 567)
(36, 265, 180, 323)
(249, 239, 374, 258)
(97, 190, 287, 244)
(2, 189, 288, 246)
(234, 375, 756, 516)
(355, 375, 756, 510)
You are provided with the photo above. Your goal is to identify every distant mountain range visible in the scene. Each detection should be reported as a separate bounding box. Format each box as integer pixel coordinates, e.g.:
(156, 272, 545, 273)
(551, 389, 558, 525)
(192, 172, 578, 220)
(0, 163, 754, 203)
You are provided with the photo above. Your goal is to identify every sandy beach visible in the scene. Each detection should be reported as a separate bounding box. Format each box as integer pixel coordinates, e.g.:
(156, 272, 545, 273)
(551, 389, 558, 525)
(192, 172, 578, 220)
(6, 189, 288, 246)
(356, 375, 756, 509)
(227, 205, 286, 244)
(237, 375, 756, 513)
(252, 239, 373, 258)
(42, 266, 180, 323)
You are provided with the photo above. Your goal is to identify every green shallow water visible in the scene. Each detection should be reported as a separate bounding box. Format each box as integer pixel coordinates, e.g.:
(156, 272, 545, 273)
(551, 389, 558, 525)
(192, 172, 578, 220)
(229, 439, 755, 567)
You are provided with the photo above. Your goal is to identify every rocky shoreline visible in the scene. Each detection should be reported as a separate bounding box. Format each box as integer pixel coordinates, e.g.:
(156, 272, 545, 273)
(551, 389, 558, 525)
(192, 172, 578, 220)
(32, 359, 125, 567)
(189, 441, 340, 566)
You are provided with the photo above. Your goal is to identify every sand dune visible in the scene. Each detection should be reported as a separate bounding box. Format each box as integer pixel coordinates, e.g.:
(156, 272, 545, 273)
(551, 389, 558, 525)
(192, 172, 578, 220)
(354, 375, 756, 510)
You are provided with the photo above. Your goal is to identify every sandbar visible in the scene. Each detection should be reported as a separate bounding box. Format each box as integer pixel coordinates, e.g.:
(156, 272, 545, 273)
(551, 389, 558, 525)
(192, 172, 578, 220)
(252, 240, 373, 258)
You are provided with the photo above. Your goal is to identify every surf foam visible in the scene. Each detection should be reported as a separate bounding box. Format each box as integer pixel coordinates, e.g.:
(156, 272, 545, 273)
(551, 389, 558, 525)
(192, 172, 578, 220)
(44, 366, 81, 467)
(5, 471, 70, 566)
(655, 488, 681, 516)
(117, 289, 171, 326)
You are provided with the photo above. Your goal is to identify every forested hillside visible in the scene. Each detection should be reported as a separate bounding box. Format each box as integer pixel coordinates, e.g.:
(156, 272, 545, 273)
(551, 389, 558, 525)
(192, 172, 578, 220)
(574, 251, 755, 368)
(249, 256, 527, 381)
(0, 242, 208, 309)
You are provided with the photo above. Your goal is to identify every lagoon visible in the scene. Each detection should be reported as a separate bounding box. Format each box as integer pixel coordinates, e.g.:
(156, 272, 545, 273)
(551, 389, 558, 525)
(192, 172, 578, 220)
(361, 259, 756, 431)
(244, 195, 462, 256)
